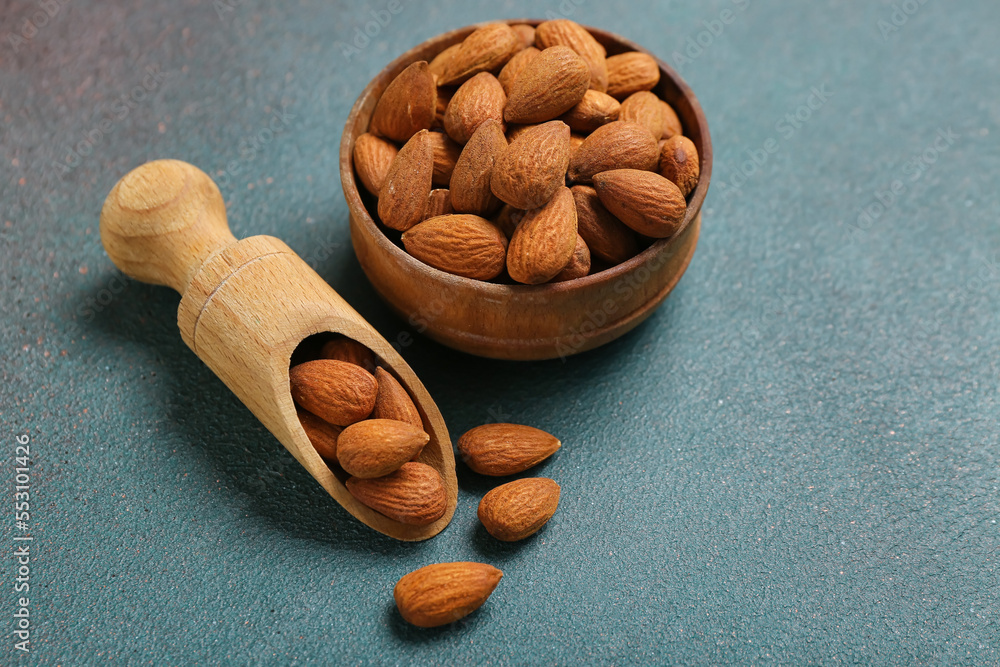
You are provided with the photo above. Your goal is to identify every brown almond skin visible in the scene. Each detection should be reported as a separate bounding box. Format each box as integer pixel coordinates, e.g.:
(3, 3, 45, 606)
(606, 52, 661, 99)
(560, 89, 621, 133)
(378, 130, 434, 231)
(620, 91, 665, 141)
(568, 120, 659, 183)
(337, 419, 430, 479)
(497, 46, 540, 95)
(593, 169, 687, 239)
(535, 19, 609, 92)
(505, 45, 590, 124)
(319, 336, 376, 373)
(511, 23, 536, 49)
(659, 135, 700, 197)
(372, 367, 423, 429)
(353, 133, 398, 197)
(491, 120, 571, 210)
(433, 88, 453, 130)
(571, 185, 640, 265)
(427, 131, 461, 187)
(450, 119, 507, 216)
(552, 234, 591, 282)
(428, 43, 461, 81)
(507, 186, 578, 285)
(297, 408, 341, 462)
(478, 478, 561, 541)
(346, 462, 447, 526)
(289, 359, 378, 427)
(402, 214, 508, 281)
(493, 204, 526, 239)
(443, 72, 507, 145)
(369, 61, 437, 142)
(504, 123, 536, 144)
(660, 100, 683, 139)
(425, 188, 454, 219)
(439, 23, 520, 86)
(394, 562, 503, 628)
(458, 423, 561, 476)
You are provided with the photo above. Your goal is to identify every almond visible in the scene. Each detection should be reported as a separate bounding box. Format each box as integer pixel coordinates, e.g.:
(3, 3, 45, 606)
(353, 133, 398, 197)
(289, 359, 378, 427)
(346, 462, 447, 526)
(660, 100, 682, 139)
(506, 186, 578, 285)
(425, 188, 454, 219)
(438, 23, 520, 86)
(458, 423, 561, 476)
(552, 234, 591, 282)
(569, 132, 586, 160)
(478, 478, 560, 541)
(427, 132, 461, 187)
(297, 408, 341, 462)
(497, 46, 540, 95)
(606, 51, 660, 99)
(559, 89, 620, 133)
(433, 87, 453, 130)
(620, 91, 664, 140)
(369, 61, 436, 142)
(504, 45, 590, 124)
(394, 562, 503, 628)
(372, 367, 423, 429)
(504, 123, 535, 144)
(378, 130, 434, 231)
(491, 120, 570, 210)
(428, 43, 461, 81)
(535, 19, 609, 92)
(593, 169, 687, 238)
(402, 214, 507, 280)
(337, 419, 430, 479)
(658, 135, 700, 197)
(568, 120, 659, 183)
(450, 119, 506, 216)
(493, 204, 526, 239)
(571, 184, 640, 264)
(319, 336, 376, 373)
(511, 23, 536, 49)
(443, 72, 507, 145)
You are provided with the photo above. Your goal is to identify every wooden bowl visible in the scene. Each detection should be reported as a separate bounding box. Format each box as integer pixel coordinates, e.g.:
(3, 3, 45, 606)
(340, 20, 712, 361)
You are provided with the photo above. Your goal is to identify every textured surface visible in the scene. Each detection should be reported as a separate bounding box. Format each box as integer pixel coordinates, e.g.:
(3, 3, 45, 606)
(1, 1, 998, 664)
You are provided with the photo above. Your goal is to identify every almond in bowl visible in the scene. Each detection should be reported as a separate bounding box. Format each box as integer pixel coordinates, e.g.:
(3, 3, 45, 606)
(341, 19, 712, 360)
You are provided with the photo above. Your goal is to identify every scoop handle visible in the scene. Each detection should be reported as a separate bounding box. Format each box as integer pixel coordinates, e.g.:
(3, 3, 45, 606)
(99, 160, 237, 295)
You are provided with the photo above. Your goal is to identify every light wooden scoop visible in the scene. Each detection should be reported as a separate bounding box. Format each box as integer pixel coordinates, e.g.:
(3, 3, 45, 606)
(99, 159, 457, 541)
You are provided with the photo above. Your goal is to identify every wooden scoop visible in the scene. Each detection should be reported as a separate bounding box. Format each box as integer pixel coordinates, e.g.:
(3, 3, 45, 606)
(99, 159, 457, 541)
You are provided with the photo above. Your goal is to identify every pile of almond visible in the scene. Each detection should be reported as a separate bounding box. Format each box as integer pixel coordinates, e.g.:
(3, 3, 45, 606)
(353, 19, 700, 285)
(291, 335, 448, 526)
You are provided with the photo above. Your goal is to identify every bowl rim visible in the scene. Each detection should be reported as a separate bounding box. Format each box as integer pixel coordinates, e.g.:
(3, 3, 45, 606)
(339, 19, 713, 295)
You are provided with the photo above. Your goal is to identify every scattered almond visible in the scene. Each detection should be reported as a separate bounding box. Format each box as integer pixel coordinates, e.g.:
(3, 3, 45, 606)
(337, 419, 430, 479)
(450, 119, 507, 216)
(372, 367, 423, 429)
(535, 19, 608, 92)
(444, 72, 507, 145)
(369, 61, 436, 142)
(506, 186, 578, 285)
(620, 91, 665, 140)
(438, 23, 520, 86)
(505, 45, 590, 124)
(606, 51, 660, 99)
(402, 214, 508, 280)
(319, 336, 376, 373)
(458, 423, 561, 476)
(394, 562, 503, 628)
(552, 234, 591, 282)
(353, 133, 399, 197)
(593, 168, 687, 238)
(560, 89, 621, 133)
(571, 184, 640, 265)
(491, 120, 570, 210)
(378, 130, 434, 231)
(478, 478, 560, 541)
(427, 132, 461, 187)
(346, 462, 447, 525)
(497, 46, 540, 95)
(658, 135, 700, 197)
(568, 120, 659, 183)
(289, 359, 378, 427)
(297, 408, 341, 462)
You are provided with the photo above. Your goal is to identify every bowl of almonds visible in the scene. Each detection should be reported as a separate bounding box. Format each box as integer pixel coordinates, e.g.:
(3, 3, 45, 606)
(341, 19, 711, 360)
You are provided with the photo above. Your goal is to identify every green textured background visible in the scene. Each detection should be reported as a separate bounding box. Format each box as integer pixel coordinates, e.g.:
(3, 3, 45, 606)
(2, 1, 998, 664)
